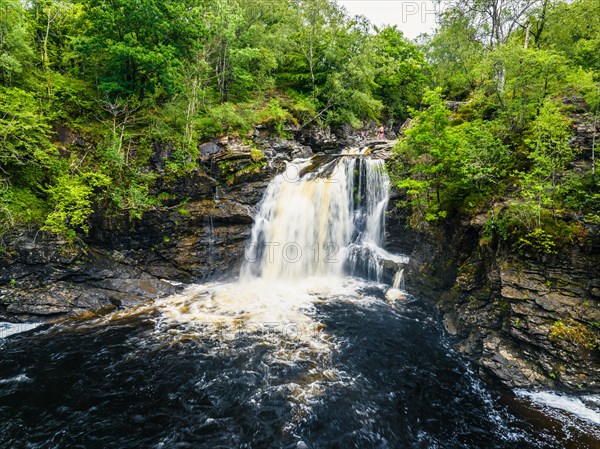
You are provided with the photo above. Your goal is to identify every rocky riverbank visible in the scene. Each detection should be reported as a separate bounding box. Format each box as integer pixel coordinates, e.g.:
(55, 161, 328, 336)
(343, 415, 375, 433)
(0, 135, 301, 321)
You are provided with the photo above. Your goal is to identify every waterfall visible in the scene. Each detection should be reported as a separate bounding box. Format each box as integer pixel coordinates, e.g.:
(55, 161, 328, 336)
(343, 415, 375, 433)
(392, 268, 405, 290)
(204, 214, 216, 265)
(240, 153, 401, 283)
(346, 157, 391, 281)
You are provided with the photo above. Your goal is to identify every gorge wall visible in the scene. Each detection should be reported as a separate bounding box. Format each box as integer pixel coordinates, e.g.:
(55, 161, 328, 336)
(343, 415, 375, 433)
(399, 212, 600, 393)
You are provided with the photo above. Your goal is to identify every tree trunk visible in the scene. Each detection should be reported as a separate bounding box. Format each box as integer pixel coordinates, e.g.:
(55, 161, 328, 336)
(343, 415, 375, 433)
(533, 0, 549, 46)
(592, 110, 597, 176)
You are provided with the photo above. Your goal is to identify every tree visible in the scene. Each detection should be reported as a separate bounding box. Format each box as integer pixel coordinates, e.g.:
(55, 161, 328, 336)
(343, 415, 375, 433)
(454, 119, 510, 196)
(282, 0, 383, 127)
(467, 41, 568, 133)
(286, 0, 339, 97)
(536, 0, 600, 72)
(0, 0, 34, 85)
(525, 98, 573, 212)
(0, 86, 54, 175)
(43, 172, 110, 240)
(438, 0, 543, 92)
(426, 9, 484, 99)
(73, 0, 206, 99)
(395, 88, 461, 223)
(372, 26, 428, 121)
(446, 0, 542, 50)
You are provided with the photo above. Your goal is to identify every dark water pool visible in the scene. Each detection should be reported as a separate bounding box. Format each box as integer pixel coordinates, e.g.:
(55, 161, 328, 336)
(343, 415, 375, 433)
(0, 280, 598, 449)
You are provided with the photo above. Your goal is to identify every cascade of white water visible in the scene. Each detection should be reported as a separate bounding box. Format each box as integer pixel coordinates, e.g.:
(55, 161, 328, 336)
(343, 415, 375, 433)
(364, 159, 390, 245)
(240, 154, 397, 283)
(392, 268, 405, 291)
(346, 158, 391, 281)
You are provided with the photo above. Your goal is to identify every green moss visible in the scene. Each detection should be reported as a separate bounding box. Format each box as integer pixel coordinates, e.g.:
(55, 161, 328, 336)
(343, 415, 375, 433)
(549, 320, 599, 350)
(238, 161, 266, 175)
(218, 160, 237, 173)
(250, 148, 266, 163)
(178, 200, 190, 217)
(225, 161, 266, 185)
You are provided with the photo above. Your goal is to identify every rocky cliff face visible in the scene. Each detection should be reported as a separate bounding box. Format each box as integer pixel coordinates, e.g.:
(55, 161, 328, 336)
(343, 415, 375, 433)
(0, 236, 179, 322)
(0, 136, 318, 322)
(400, 214, 600, 393)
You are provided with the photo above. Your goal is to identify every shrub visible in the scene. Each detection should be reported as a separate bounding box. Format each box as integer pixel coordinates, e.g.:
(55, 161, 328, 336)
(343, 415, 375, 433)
(43, 173, 110, 240)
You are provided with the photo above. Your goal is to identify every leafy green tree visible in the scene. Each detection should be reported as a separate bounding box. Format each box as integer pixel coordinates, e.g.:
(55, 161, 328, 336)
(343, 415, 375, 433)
(395, 88, 461, 223)
(0, 86, 55, 177)
(0, 0, 34, 85)
(285, 0, 340, 97)
(28, 0, 74, 74)
(43, 172, 110, 240)
(73, 0, 206, 99)
(279, 0, 382, 127)
(454, 119, 510, 198)
(447, 0, 542, 50)
(536, 0, 600, 72)
(426, 10, 484, 99)
(318, 15, 383, 126)
(524, 99, 574, 211)
(372, 26, 428, 121)
(502, 99, 573, 253)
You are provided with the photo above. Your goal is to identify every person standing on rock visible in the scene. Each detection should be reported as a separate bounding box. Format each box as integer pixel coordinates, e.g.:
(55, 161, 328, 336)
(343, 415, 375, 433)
(377, 125, 385, 140)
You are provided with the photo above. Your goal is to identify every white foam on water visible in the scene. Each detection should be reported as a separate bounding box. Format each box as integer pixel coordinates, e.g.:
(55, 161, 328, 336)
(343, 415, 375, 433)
(153, 276, 383, 434)
(516, 390, 600, 425)
(155, 276, 371, 348)
(0, 374, 31, 384)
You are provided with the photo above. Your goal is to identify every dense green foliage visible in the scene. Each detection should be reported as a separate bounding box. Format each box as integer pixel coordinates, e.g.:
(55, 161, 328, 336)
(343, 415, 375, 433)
(393, 0, 600, 255)
(0, 0, 598, 252)
(0, 0, 425, 240)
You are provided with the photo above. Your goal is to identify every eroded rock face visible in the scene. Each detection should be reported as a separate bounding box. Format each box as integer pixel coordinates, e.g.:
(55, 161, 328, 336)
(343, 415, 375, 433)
(493, 258, 600, 391)
(86, 140, 282, 284)
(399, 217, 600, 393)
(88, 199, 256, 282)
(0, 239, 178, 322)
(0, 136, 286, 322)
